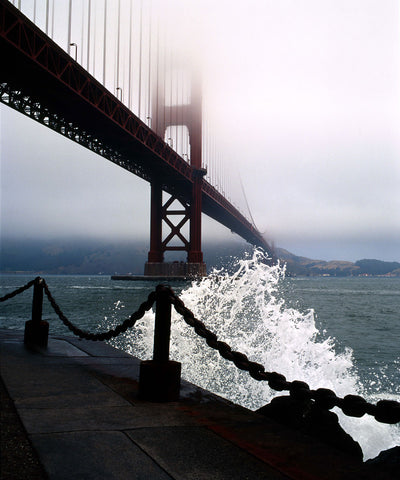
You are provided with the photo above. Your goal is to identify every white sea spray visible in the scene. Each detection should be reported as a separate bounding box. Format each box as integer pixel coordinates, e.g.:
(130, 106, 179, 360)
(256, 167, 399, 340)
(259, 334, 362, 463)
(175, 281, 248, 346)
(119, 249, 399, 460)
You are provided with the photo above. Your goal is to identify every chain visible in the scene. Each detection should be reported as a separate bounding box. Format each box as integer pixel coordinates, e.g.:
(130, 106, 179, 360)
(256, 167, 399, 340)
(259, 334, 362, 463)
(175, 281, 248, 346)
(42, 279, 156, 341)
(1, 278, 399, 424)
(168, 289, 400, 425)
(0, 278, 36, 302)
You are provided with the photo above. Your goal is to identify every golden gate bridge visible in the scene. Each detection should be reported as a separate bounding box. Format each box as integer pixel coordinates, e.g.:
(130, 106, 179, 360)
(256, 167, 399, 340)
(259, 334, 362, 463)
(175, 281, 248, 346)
(0, 0, 272, 277)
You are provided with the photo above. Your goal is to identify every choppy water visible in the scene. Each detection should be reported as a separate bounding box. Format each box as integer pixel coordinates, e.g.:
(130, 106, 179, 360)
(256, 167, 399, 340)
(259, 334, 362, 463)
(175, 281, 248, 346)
(1, 250, 399, 460)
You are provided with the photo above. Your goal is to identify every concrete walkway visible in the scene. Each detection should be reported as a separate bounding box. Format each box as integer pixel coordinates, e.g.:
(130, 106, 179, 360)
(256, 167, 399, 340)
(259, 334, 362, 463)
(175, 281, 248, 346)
(0, 329, 391, 480)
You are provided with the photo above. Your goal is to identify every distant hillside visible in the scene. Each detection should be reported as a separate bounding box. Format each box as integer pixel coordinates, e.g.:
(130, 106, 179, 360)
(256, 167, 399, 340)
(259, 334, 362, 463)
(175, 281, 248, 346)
(0, 238, 398, 276)
(0, 238, 251, 275)
(276, 248, 400, 277)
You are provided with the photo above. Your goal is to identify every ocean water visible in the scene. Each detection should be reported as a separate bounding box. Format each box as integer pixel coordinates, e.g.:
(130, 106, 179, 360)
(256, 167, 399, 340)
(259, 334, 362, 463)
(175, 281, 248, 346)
(0, 250, 399, 460)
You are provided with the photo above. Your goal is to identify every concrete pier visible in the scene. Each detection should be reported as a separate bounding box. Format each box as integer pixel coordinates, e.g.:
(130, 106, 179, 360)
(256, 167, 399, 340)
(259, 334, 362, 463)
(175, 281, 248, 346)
(0, 329, 392, 479)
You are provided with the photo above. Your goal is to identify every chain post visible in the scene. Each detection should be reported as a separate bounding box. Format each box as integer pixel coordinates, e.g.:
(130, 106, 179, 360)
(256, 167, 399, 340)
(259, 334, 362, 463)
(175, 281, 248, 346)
(24, 277, 49, 348)
(153, 285, 172, 362)
(32, 276, 44, 324)
(139, 285, 181, 402)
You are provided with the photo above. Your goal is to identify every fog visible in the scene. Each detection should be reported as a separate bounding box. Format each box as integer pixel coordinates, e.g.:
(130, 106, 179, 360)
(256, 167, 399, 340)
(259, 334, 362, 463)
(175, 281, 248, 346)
(1, 0, 400, 261)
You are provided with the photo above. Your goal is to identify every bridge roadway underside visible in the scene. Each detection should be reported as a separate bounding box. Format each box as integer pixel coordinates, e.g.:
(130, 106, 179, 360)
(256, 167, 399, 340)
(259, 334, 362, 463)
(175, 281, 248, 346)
(0, 1, 270, 252)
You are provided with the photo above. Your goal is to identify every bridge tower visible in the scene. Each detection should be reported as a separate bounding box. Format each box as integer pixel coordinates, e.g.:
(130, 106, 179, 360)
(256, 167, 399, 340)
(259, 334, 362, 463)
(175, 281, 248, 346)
(144, 68, 207, 278)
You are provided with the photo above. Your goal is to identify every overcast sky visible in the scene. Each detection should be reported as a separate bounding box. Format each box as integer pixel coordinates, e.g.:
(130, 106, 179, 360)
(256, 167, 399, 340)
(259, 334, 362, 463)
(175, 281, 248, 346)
(1, 0, 400, 262)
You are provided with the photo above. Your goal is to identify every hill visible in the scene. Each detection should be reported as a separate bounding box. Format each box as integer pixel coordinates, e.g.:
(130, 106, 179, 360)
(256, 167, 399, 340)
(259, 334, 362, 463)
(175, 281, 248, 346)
(0, 238, 251, 275)
(0, 238, 398, 277)
(276, 248, 400, 277)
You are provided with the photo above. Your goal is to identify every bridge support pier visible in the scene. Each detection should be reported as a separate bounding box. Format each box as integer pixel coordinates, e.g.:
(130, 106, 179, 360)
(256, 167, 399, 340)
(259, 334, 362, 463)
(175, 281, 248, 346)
(145, 67, 206, 278)
(144, 173, 206, 278)
(147, 181, 163, 264)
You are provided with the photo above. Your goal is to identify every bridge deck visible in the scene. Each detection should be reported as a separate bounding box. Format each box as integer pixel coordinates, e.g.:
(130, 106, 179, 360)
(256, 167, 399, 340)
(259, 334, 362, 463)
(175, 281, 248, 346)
(0, 329, 389, 480)
(0, 0, 269, 252)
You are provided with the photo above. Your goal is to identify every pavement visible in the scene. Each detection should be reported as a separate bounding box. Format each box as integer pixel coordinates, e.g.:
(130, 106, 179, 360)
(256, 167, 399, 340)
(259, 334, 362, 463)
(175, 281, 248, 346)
(0, 328, 394, 480)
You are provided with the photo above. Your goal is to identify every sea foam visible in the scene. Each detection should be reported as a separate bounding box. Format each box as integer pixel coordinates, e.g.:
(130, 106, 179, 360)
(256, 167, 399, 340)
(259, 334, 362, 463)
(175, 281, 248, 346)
(120, 249, 399, 460)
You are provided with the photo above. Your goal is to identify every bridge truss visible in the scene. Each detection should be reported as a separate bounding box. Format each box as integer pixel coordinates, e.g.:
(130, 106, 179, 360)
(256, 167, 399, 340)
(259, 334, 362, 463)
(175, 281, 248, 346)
(0, 0, 272, 275)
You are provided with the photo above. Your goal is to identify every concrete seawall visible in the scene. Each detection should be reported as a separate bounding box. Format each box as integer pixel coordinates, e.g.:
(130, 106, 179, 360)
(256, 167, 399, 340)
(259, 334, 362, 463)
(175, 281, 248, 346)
(0, 329, 392, 479)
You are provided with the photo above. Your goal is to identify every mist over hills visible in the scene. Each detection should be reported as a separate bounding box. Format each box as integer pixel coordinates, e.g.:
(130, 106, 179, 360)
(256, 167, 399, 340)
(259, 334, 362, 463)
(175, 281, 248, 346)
(276, 248, 400, 277)
(0, 238, 250, 275)
(0, 238, 399, 277)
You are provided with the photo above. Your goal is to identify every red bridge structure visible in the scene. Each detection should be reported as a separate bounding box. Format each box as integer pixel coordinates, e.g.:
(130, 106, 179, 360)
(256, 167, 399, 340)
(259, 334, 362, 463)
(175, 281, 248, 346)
(0, 0, 272, 277)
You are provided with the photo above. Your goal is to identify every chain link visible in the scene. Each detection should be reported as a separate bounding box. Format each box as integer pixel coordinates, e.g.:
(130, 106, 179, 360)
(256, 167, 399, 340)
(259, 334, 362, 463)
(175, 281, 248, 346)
(0, 278, 37, 302)
(1, 278, 399, 424)
(168, 288, 400, 424)
(42, 279, 156, 341)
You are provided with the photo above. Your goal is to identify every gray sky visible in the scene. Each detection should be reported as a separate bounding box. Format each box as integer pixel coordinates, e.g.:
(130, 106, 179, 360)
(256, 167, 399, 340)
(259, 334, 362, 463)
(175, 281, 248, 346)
(1, 0, 400, 262)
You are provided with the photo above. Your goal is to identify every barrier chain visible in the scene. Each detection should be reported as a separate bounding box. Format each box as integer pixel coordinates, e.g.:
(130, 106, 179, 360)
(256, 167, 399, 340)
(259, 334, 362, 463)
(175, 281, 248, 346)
(42, 279, 157, 341)
(168, 291, 400, 425)
(1, 278, 399, 424)
(0, 278, 36, 302)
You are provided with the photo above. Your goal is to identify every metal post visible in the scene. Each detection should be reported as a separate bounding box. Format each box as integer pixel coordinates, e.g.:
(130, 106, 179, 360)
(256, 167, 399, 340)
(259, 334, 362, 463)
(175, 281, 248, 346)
(139, 285, 181, 402)
(153, 286, 172, 362)
(32, 276, 43, 325)
(24, 277, 49, 348)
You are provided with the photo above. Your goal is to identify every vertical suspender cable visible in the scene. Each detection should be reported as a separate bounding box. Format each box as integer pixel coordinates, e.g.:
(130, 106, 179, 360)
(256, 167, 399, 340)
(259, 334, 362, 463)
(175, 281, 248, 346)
(80, 1, 84, 63)
(168, 31, 171, 146)
(179, 67, 183, 156)
(203, 111, 206, 176)
(147, 1, 152, 125)
(183, 68, 186, 157)
(207, 119, 214, 185)
(128, 0, 133, 111)
(211, 125, 214, 185)
(210, 123, 212, 183)
(227, 162, 229, 201)
(219, 147, 222, 193)
(209, 120, 212, 182)
(176, 66, 180, 156)
(217, 144, 220, 192)
(223, 153, 225, 195)
(51, 0, 55, 39)
(45, 0, 49, 34)
(68, 0, 72, 54)
(215, 137, 218, 190)
(220, 148, 223, 193)
(206, 115, 209, 180)
(202, 114, 205, 174)
(215, 138, 218, 188)
(185, 72, 189, 160)
(221, 153, 223, 194)
(116, 0, 121, 94)
(92, 5, 96, 75)
(33, 0, 36, 23)
(186, 71, 190, 162)
(210, 126, 212, 184)
(103, 0, 107, 86)
(219, 151, 226, 197)
(163, 26, 166, 142)
(138, 0, 143, 118)
(169, 32, 173, 148)
(203, 122, 206, 179)
(219, 148, 221, 191)
(155, 16, 160, 135)
(175, 61, 177, 153)
(87, 0, 91, 71)
(215, 142, 218, 190)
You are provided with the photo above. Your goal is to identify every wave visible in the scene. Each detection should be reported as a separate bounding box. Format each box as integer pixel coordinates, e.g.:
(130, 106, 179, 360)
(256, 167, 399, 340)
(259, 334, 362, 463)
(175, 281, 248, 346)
(118, 248, 399, 460)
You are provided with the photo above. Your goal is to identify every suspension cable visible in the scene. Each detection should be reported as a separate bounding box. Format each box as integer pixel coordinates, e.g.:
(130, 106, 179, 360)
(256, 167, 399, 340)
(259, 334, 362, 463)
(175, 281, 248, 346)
(103, 0, 107, 86)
